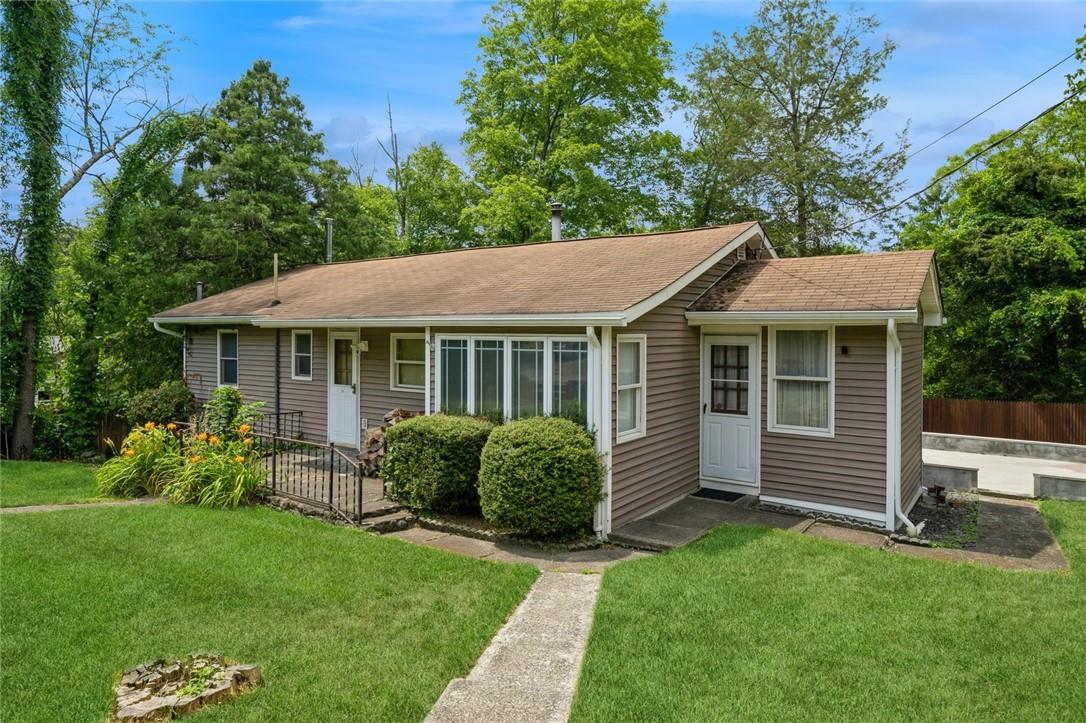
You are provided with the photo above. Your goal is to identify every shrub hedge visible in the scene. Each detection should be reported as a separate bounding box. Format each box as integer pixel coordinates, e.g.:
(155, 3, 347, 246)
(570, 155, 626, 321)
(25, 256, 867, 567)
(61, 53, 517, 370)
(125, 380, 196, 427)
(478, 416, 604, 538)
(383, 415, 494, 513)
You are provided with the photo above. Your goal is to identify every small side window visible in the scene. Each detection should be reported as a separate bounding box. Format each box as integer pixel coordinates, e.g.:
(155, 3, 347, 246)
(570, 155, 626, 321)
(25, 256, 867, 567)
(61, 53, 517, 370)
(391, 334, 425, 392)
(616, 335, 646, 442)
(292, 330, 313, 381)
(218, 330, 238, 387)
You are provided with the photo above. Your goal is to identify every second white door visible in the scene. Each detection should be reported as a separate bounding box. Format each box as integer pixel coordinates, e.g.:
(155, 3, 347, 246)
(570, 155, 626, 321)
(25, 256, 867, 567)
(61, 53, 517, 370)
(701, 336, 756, 485)
(328, 332, 358, 446)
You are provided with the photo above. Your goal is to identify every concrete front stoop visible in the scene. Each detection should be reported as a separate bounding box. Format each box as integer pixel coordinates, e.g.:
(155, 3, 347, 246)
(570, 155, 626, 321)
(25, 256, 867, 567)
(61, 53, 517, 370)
(426, 572, 601, 723)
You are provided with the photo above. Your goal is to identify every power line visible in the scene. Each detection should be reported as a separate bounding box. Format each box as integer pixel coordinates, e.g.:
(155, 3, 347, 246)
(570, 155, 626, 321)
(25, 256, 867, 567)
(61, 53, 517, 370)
(839, 87, 1083, 232)
(907, 51, 1076, 160)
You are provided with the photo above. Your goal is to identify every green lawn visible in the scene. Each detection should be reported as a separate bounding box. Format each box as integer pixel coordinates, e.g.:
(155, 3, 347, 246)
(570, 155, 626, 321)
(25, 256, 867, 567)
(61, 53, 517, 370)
(0, 460, 101, 507)
(572, 500, 1086, 722)
(1, 504, 537, 722)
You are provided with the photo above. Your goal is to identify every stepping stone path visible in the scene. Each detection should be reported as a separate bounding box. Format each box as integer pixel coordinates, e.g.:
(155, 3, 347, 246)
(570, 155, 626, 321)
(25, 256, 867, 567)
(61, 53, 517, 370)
(426, 572, 601, 723)
(111, 655, 261, 721)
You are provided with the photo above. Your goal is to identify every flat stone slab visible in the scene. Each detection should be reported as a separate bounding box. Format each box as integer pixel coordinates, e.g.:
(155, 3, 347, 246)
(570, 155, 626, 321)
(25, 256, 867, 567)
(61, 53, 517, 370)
(426, 572, 600, 723)
(112, 655, 260, 722)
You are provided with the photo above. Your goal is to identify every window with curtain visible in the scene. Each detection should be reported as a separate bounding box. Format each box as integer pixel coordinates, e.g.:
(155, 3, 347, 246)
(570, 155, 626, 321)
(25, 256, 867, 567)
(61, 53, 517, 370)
(292, 330, 312, 380)
(511, 340, 544, 418)
(218, 330, 238, 386)
(440, 339, 468, 413)
(473, 340, 505, 417)
(771, 328, 832, 433)
(616, 336, 645, 440)
(391, 334, 425, 391)
(552, 341, 588, 425)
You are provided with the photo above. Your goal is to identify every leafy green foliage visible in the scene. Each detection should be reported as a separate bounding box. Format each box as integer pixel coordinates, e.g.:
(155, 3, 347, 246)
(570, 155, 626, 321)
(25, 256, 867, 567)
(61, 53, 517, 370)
(684, 0, 906, 254)
(164, 433, 263, 508)
(898, 94, 1086, 402)
(399, 142, 480, 252)
(383, 414, 495, 513)
(198, 386, 264, 439)
(459, 0, 680, 242)
(125, 380, 196, 426)
(478, 416, 603, 538)
(1, 0, 73, 458)
(95, 423, 183, 497)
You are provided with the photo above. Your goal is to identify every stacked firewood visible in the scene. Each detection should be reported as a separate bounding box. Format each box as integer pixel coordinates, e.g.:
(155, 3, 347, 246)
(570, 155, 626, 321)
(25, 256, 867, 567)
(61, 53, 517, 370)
(358, 408, 419, 477)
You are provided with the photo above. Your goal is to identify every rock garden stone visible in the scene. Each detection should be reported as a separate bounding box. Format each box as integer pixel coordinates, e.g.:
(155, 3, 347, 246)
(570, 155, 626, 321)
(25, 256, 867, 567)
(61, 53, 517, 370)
(111, 655, 261, 722)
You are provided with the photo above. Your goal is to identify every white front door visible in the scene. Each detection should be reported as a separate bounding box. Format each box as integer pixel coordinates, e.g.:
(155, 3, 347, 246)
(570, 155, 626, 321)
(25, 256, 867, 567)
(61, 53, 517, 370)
(328, 331, 358, 445)
(701, 335, 757, 486)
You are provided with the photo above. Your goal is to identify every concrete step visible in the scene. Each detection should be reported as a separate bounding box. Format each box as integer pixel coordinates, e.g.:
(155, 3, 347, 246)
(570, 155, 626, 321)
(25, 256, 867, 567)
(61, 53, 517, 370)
(360, 510, 416, 534)
(359, 499, 404, 519)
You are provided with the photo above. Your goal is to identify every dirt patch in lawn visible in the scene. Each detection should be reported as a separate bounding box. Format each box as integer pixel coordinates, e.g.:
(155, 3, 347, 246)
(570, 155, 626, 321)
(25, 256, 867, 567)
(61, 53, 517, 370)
(909, 490, 979, 548)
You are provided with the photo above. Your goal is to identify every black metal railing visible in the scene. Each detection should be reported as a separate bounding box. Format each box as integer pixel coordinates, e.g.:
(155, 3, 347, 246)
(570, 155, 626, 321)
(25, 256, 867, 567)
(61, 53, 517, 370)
(254, 432, 364, 523)
(251, 410, 304, 439)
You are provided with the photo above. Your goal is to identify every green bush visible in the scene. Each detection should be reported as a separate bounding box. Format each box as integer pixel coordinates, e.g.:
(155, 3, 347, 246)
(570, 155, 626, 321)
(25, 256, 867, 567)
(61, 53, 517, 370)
(478, 416, 604, 538)
(95, 423, 184, 498)
(125, 380, 196, 426)
(164, 431, 264, 508)
(383, 414, 494, 513)
(200, 387, 264, 439)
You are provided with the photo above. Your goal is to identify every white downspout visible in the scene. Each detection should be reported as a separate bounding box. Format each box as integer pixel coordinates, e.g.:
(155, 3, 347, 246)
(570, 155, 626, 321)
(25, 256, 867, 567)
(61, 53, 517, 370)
(887, 319, 918, 533)
(153, 321, 183, 339)
(586, 326, 603, 535)
(424, 325, 432, 415)
(592, 326, 613, 537)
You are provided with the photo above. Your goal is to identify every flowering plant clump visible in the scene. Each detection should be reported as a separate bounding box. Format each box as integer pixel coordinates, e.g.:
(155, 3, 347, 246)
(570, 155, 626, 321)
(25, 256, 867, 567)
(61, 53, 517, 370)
(94, 420, 265, 509)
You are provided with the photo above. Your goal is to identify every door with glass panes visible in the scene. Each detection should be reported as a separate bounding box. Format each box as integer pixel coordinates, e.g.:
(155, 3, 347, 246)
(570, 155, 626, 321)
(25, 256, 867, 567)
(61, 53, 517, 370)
(701, 336, 757, 485)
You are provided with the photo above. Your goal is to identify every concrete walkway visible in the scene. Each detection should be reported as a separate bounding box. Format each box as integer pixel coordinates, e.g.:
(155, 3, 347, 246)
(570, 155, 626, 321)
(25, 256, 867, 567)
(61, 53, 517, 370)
(426, 572, 600, 723)
(923, 448, 1086, 497)
(0, 496, 163, 515)
(385, 526, 647, 573)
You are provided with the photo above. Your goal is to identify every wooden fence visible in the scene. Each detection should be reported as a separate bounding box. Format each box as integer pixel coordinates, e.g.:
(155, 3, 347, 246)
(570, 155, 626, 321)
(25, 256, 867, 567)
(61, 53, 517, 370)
(97, 414, 131, 457)
(924, 398, 1086, 446)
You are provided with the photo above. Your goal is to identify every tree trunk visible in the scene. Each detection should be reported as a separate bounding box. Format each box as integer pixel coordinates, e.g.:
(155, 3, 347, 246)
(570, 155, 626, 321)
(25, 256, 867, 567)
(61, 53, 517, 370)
(12, 319, 38, 459)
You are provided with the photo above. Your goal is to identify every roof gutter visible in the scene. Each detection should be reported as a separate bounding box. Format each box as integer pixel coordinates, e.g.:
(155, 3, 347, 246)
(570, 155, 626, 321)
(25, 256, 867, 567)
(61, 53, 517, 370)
(249, 314, 628, 328)
(149, 316, 261, 326)
(686, 309, 919, 325)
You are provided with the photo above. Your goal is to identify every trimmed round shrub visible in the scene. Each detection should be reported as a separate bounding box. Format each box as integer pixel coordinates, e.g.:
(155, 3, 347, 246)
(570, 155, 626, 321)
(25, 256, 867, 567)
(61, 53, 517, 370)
(479, 417, 604, 538)
(126, 380, 196, 427)
(383, 415, 495, 513)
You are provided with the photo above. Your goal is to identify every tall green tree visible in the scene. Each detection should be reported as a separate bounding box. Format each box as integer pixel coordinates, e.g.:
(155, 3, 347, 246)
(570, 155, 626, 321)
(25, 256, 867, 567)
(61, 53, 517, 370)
(399, 143, 480, 252)
(459, 0, 680, 243)
(685, 0, 907, 255)
(1, 0, 73, 458)
(898, 105, 1086, 402)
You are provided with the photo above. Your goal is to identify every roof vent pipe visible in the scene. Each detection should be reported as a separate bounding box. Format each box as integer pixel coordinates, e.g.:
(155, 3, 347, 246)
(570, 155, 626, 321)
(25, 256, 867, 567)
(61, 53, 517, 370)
(550, 202, 563, 241)
(325, 217, 333, 263)
(196, 281, 203, 301)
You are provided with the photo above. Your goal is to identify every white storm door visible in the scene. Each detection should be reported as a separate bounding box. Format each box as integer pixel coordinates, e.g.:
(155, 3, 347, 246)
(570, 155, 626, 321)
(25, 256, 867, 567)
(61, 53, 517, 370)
(701, 336, 756, 484)
(327, 332, 358, 445)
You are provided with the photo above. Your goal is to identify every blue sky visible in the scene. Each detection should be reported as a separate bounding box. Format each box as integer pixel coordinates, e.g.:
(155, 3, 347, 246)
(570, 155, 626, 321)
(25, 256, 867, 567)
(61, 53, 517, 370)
(56, 0, 1086, 222)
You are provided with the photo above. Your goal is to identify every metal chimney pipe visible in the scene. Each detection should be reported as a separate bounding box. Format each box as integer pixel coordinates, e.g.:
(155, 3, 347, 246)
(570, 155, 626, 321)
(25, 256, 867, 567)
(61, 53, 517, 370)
(325, 217, 333, 263)
(196, 281, 204, 300)
(549, 202, 563, 241)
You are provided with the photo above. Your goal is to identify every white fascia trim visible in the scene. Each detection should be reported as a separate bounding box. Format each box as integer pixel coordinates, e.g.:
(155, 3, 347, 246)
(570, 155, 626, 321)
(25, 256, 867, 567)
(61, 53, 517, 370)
(624, 223, 768, 325)
(760, 495, 887, 524)
(150, 316, 260, 325)
(687, 309, 919, 325)
(251, 313, 626, 328)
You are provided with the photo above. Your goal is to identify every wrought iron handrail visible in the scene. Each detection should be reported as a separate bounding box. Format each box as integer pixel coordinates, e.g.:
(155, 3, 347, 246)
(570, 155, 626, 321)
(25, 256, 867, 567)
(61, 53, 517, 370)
(252, 431, 364, 524)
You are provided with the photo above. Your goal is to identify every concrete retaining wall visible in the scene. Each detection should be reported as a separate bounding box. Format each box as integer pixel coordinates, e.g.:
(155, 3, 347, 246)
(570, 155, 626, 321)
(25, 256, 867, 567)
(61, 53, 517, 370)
(1035, 474, 1086, 501)
(924, 433, 1086, 463)
(923, 463, 978, 491)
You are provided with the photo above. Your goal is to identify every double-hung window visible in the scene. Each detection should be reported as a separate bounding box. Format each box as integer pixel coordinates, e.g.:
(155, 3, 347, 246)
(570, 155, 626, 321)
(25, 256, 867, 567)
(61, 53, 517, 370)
(292, 330, 312, 380)
(391, 334, 425, 392)
(437, 336, 591, 427)
(615, 335, 646, 442)
(218, 330, 238, 387)
(769, 327, 834, 436)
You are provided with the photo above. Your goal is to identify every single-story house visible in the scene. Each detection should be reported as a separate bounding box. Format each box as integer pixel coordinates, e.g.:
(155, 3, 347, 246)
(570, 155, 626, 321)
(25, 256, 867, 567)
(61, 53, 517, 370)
(150, 221, 943, 535)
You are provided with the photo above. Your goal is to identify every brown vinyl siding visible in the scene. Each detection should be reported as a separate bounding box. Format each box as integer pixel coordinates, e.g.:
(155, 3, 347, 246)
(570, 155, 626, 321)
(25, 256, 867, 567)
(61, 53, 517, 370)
(899, 318, 924, 511)
(360, 328, 427, 427)
(609, 252, 739, 527)
(184, 328, 218, 403)
(760, 325, 887, 514)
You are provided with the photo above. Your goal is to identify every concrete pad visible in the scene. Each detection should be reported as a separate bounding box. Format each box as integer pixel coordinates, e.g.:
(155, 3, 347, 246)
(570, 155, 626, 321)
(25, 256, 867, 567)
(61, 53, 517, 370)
(426, 572, 600, 723)
(923, 448, 1086, 497)
(384, 527, 451, 544)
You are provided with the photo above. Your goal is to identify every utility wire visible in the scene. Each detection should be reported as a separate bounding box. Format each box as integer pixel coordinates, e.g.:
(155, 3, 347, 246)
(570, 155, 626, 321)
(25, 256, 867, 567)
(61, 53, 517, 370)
(907, 51, 1076, 160)
(839, 86, 1084, 232)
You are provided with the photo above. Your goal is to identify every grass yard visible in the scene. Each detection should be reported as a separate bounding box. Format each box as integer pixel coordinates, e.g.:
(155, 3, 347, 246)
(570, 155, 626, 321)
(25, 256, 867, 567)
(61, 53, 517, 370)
(1, 504, 537, 722)
(0, 460, 100, 507)
(572, 500, 1086, 722)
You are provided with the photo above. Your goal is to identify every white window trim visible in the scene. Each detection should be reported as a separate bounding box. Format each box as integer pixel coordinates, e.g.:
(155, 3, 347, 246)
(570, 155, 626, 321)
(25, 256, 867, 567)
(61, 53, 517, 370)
(767, 325, 835, 438)
(615, 334, 647, 444)
(291, 329, 313, 381)
(217, 329, 238, 388)
(433, 334, 594, 426)
(389, 333, 426, 393)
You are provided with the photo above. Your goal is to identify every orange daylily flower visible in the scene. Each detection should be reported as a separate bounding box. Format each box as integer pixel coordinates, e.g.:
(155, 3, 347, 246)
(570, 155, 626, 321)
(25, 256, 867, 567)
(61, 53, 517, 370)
(234, 455, 245, 463)
(208, 435, 220, 446)
(143, 421, 156, 430)
(243, 437, 254, 446)
(166, 422, 177, 431)
(238, 423, 251, 434)
(197, 432, 208, 441)
(123, 449, 135, 457)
